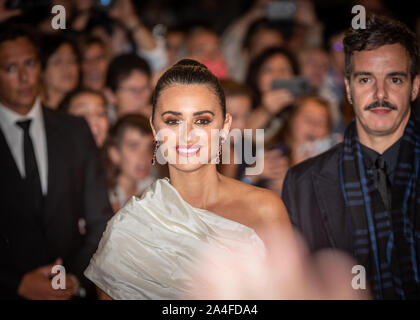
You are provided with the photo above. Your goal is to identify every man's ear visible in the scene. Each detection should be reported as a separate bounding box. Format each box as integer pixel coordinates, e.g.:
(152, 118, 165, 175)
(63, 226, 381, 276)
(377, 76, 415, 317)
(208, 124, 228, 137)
(411, 75, 420, 101)
(344, 77, 353, 104)
(104, 87, 117, 106)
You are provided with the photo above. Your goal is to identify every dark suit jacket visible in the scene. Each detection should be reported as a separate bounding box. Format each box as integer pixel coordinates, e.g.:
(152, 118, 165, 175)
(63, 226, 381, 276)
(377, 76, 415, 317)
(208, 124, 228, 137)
(281, 143, 354, 254)
(0, 106, 112, 299)
(414, 98, 420, 122)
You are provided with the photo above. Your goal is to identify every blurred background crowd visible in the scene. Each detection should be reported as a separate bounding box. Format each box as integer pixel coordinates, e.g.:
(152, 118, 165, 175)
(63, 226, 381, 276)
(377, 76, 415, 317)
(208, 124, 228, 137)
(2, 0, 420, 213)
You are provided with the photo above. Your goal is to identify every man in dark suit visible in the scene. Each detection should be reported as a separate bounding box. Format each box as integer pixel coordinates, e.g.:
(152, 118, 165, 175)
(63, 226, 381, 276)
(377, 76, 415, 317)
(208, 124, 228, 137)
(282, 15, 420, 299)
(0, 23, 112, 299)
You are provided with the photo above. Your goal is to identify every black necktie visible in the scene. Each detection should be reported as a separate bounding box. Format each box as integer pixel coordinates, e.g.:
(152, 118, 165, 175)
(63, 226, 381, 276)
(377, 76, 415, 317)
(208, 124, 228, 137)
(375, 156, 390, 211)
(16, 119, 43, 210)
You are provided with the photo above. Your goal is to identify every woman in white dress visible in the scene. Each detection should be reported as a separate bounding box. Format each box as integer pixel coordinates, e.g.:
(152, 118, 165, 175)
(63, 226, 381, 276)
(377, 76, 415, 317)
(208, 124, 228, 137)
(84, 59, 291, 300)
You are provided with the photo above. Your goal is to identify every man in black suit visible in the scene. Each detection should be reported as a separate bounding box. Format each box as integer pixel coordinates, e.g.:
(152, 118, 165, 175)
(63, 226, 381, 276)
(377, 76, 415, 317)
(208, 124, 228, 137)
(282, 15, 420, 299)
(0, 23, 112, 299)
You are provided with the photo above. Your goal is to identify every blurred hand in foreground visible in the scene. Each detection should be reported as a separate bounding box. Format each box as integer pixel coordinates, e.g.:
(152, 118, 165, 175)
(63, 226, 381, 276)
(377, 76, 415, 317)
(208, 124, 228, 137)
(189, 226, 372, 300)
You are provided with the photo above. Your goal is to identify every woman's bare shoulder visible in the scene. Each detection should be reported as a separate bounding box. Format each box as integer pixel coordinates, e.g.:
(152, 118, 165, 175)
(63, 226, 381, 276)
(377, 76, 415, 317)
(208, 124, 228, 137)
(222, 177, 291, 228)
(224, 177, 280, 203)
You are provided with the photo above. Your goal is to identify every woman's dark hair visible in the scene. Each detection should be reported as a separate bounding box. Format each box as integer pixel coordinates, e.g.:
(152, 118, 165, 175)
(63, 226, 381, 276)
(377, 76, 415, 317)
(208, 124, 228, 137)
(104, 114, 153, 188)
(106, 53, 151, 92)
(151, 59, 226, 121)
(343, 14, 419, 80)
(245, 46, 299, 108)
(58, 87, 107, 113)
(40, 35, 81, 70)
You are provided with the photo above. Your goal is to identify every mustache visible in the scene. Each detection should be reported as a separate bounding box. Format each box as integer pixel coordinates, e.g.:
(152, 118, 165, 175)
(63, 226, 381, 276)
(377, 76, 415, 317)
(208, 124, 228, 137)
(364, 100, 398, 111)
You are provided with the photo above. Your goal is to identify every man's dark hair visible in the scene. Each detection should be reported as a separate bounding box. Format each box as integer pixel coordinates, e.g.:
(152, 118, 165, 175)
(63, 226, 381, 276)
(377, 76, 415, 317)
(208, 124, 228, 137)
(0, 22, 39, 54)
(343, 14, 419, 80)
(106, 53, 152, 92)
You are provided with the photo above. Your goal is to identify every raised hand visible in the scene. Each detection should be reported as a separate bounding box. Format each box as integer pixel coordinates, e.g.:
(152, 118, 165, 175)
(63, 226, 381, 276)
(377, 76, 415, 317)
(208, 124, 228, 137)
(261, 89, 294, 115)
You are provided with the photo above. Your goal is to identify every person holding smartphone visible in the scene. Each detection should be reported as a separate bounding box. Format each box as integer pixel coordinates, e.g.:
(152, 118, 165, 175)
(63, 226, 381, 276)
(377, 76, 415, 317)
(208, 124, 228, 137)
(245, 46, 300, 139)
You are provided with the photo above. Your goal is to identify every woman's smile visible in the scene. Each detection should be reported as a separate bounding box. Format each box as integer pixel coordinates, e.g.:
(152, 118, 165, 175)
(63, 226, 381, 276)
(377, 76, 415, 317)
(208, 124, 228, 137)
(176, 145, 201, 157)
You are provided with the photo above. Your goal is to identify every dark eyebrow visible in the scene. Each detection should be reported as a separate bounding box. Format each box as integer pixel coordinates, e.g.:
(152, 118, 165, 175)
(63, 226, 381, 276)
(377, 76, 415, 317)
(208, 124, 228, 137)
(353, 71, 408, 78)
(353, 72, 373, 77)
(387, 72, 408, 78)
(193, 110, 214, 116)
(161, 110, 215, 117)
(161, 111, 182, 117)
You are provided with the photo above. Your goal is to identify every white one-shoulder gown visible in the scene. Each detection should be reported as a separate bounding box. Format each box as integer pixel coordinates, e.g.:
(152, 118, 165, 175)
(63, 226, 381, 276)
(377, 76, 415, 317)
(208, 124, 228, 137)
(84, 178, 266, 300)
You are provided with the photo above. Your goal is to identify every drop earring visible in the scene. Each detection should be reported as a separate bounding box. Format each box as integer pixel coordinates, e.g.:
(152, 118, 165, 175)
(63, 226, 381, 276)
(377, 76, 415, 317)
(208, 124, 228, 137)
(152, 139, 159, 166)
(218, 135, 226, 161)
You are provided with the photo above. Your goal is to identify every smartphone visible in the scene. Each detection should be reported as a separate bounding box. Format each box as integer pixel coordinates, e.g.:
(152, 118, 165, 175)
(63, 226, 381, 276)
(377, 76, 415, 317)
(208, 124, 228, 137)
(271, 76, 311, 97)
(266, 0, 296, 21)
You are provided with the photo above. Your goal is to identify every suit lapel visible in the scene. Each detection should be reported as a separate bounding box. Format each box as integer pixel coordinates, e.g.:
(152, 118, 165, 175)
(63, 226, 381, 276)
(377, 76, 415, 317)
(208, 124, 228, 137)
(0, 128, 22, 182)
(311, 170, 353, 252)
(0, 128, 22, 228)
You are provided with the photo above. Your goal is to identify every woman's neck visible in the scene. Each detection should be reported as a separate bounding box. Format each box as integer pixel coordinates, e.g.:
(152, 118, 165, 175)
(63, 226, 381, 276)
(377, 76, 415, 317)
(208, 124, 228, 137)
(168, 164, 222, 210)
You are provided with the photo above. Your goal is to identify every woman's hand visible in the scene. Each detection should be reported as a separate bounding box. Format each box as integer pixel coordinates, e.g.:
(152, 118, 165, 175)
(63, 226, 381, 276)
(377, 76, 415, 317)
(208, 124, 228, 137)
(261, 89, 294, 115)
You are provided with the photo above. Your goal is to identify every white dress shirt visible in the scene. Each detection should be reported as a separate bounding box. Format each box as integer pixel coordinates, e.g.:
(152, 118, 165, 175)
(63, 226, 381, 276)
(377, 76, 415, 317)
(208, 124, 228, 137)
(0, 98, 48, 194)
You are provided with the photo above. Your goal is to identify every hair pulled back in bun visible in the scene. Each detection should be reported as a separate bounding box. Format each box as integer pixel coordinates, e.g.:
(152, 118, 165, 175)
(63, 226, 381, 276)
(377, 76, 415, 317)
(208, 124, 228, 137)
(152, 59, 226, 121)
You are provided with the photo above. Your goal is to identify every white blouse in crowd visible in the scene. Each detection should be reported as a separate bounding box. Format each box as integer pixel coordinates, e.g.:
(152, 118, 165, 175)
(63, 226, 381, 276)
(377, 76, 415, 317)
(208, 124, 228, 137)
(85, 178, 266, 299)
